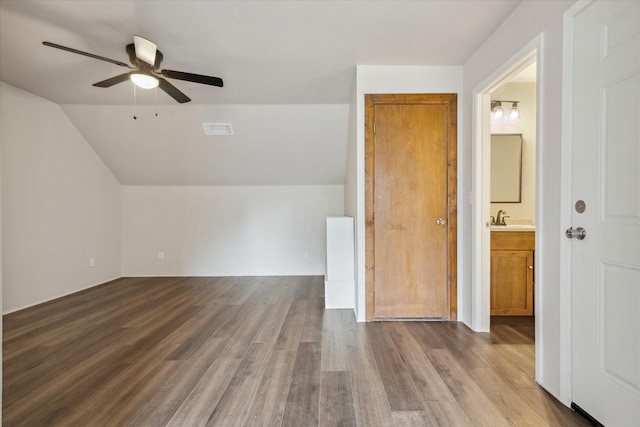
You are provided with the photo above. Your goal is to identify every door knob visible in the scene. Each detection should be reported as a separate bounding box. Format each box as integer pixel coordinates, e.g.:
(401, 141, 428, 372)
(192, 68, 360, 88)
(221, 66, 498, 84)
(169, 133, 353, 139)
(565, 227, 586, 240)
(436, 218, 447, 226)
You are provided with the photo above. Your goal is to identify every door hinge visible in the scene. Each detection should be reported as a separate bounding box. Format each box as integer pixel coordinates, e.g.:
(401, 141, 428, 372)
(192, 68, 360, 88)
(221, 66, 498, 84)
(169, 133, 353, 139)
(373, 122, 376, 134)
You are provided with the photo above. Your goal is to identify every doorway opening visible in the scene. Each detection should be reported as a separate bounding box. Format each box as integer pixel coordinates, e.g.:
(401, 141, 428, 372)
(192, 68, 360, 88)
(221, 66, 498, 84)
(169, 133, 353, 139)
(488, 62, 537, 333)
(471, 36, 542, 379)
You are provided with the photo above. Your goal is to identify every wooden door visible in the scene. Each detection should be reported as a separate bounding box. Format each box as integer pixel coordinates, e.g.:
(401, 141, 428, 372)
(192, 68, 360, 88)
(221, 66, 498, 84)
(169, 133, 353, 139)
(570, 1, 640, 424)
(365, 94, 457, 320)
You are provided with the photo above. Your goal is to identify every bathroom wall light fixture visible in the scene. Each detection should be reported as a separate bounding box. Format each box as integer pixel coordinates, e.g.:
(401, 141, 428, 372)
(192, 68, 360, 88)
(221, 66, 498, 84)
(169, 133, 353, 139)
(491, 101, 504, 118)
(510, 102, 519, 119)
(491, 100, 519, 120)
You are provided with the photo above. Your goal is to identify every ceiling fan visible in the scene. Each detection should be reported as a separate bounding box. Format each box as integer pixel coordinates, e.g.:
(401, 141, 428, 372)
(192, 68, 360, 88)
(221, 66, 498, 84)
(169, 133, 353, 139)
(43, 35, 223, 103)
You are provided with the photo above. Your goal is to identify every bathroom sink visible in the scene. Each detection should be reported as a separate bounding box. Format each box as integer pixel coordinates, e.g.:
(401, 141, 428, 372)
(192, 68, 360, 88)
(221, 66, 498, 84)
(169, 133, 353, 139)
(491, 224, 535, 232)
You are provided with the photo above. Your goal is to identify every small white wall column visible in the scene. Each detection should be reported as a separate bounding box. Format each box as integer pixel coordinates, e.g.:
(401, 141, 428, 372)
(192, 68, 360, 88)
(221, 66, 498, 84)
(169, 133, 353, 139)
(325, 217, 355, 309)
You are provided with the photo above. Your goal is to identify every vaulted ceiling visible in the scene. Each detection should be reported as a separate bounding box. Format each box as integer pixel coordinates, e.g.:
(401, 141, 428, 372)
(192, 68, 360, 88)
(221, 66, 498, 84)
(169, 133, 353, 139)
(0, 0, 522, 185)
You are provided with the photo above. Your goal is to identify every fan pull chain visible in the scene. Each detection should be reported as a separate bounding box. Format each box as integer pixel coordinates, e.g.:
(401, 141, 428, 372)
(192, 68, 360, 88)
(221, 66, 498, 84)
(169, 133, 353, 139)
(155, 87, 158, 117)
(133, 83, 137, 120)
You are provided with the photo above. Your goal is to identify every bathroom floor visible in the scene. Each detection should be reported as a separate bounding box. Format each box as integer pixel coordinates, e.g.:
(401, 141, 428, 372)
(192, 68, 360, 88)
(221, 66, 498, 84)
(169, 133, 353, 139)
(491, 315, 535, 342)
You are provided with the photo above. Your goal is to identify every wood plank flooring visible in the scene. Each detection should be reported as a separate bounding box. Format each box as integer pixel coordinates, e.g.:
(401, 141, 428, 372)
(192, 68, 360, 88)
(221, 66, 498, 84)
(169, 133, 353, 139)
(3, 276, 589, 426)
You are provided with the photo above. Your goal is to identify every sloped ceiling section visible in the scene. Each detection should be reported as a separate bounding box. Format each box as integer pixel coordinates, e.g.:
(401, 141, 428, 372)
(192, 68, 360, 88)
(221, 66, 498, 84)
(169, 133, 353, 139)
(1, 0, 521, 186)
(61, 104, 350, 185)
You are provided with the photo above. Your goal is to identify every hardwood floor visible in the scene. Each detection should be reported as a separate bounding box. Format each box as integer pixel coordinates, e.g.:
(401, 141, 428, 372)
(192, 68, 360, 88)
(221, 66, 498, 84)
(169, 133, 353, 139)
(3, 276, 588, 426)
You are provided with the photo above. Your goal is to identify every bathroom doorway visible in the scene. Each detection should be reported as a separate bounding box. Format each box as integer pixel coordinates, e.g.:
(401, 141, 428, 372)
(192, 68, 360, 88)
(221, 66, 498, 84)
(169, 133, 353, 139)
(489, 62, 537, 334)
(469, 45, 542, 381)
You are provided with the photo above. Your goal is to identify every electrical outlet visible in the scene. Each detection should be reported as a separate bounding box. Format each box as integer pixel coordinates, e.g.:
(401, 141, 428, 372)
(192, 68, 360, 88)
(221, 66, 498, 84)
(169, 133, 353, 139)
(303, 250, 309, 259)
(89, 258, 95, 268)
(158, 251, 164, 260)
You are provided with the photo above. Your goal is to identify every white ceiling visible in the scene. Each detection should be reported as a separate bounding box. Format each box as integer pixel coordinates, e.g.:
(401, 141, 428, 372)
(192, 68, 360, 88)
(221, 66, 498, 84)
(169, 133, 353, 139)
(0, 0, 522, 185)
(61, 103, 350, 185)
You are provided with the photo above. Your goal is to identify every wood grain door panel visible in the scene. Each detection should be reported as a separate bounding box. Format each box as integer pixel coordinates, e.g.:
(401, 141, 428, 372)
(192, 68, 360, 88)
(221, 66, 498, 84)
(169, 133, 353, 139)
(365, 94, 457, 320)
(374, 104, 448, 318)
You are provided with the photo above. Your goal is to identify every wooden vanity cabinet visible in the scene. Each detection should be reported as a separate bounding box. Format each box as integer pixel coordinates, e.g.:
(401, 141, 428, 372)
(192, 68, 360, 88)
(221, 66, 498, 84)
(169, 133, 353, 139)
(490, 231, 535, 316)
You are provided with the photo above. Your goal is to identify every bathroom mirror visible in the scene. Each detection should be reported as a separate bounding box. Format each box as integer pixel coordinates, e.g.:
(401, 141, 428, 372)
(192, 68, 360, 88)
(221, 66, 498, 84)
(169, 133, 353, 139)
(491, 133, 523, 203)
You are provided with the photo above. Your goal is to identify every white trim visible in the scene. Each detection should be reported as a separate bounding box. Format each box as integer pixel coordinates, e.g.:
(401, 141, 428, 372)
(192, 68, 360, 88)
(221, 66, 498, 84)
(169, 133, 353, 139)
(559, 0, 593, 407)
(471, 90, 491, 331)
(533, 35, 545, 386)
(471, 36, 542, 333)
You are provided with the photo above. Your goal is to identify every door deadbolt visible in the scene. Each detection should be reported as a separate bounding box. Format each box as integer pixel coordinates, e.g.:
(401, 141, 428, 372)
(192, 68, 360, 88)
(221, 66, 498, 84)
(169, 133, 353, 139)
(565, 227, 586, 240)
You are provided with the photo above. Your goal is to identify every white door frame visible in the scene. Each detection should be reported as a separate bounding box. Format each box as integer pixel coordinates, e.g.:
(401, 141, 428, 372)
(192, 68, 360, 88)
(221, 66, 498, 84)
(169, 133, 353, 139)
(470, 34, 543, 369)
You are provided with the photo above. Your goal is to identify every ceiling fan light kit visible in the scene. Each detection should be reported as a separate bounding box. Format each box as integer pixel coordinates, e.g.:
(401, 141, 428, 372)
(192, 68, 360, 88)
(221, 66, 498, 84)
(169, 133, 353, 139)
(42, 35, 223, 104)
(130, 73, 159, 89)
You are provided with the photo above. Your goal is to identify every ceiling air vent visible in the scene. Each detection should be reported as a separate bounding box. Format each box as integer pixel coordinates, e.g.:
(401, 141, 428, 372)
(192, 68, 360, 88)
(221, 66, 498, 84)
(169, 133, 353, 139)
(202, 123, 233, 136)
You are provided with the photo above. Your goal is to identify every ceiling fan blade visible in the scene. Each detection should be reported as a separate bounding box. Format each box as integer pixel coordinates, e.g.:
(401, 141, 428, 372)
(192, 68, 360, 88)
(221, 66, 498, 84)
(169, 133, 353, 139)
(153, 50, 164, 70)
(43, 41, 132, 68)
(133, 35, 157, 66)
(93, 73, 131, 88)
(158, 78, 191, 103)
(161, 69, 223, 87)
(126, 44, 137, 65)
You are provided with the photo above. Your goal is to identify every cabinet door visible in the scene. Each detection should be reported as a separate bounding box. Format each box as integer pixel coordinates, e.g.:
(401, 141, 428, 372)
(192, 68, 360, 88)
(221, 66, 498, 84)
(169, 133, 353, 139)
(490, 250, 533, 315)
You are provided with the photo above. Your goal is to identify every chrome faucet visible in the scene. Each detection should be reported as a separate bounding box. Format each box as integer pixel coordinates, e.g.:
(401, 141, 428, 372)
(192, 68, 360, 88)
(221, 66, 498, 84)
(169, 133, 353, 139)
(496, 210, 508, 226)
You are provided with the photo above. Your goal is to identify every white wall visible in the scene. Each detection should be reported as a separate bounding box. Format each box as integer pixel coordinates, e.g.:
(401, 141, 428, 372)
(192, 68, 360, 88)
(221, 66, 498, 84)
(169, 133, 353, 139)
(491, 82, 537, 222)
(1, 82, 122, 313)
(461, 0, 575, 403)
(122, 185, 343, 276)
(353, 66, 463, 321)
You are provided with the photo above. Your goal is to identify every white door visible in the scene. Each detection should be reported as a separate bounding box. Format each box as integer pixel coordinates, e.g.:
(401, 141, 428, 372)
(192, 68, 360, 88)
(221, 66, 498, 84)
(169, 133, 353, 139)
(571, 1, 640, 425)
